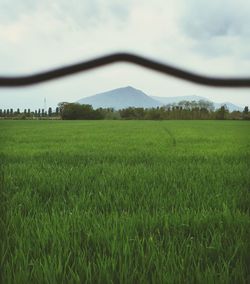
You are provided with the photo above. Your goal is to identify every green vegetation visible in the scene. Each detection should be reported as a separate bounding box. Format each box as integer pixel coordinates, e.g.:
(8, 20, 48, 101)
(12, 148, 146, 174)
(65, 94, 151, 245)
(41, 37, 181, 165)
(1, 120, 250, 283)
(1, 101, 250, 120)
(59, 102, 103, 120)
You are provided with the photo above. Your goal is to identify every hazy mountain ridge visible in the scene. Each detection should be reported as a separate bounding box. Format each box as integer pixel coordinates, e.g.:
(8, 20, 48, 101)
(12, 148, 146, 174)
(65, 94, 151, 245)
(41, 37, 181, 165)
(77, 86, 162, 109)
(153, 95, 243, 112)
(77, 87, 243, 112)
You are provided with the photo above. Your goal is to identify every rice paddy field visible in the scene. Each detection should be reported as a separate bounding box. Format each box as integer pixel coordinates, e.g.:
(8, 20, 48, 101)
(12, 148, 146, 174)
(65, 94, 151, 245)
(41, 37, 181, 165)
(1, 120, 250, 283)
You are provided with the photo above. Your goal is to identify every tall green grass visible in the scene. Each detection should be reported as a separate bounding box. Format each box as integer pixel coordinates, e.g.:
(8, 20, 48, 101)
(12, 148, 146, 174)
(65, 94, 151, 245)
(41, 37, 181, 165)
(1, 120, 250, 283)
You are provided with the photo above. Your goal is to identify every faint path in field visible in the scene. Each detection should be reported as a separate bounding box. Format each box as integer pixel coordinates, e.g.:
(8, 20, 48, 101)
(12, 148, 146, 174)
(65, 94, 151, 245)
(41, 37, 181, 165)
(161, 126, 177, 147)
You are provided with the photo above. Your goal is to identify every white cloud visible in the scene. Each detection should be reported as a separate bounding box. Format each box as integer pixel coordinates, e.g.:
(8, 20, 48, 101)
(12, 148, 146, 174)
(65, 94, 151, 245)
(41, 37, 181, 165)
(181, 0, 250, 39)
(0, 0, 250, 109)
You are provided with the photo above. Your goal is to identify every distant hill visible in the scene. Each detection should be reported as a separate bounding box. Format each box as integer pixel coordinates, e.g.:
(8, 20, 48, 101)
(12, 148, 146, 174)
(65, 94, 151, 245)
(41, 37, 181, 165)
(213, 102, 243, 112)
(77, 87, 243, 112)
(152, 95, 243, 112)
(152, 95, 205, 105)
(77, 86, 162, 109)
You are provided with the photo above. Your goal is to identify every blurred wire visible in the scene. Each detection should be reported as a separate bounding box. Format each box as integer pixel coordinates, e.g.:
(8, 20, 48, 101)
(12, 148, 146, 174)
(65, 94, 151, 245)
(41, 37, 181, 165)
(0, 52, 250, 88)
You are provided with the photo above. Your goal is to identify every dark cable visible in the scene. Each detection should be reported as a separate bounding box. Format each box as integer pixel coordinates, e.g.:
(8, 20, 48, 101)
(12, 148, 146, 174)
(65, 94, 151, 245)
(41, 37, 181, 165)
(0, 52, 250, 88)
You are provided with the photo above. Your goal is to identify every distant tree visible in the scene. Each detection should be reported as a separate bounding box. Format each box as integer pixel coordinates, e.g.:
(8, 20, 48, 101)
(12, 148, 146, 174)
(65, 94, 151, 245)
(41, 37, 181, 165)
(38, 109, 41, 117)
(55, 107, 59, 116)
(61, 103, 103, 120)
(6, 109, 10, 117)
(216, 105, 228, 120)
(58, 102, 69, 115)
(17, 108, 20, 115)
(191, 100, 198, 109)
(0, 109, 2, 117)
(144, 108, 162, 120)
(243, 106, 249, 120)
(184, 101, 191, 110)
(98, 108, 120, 120)
(120, 107, 145, 120)
(35, 110, 38, 117)
(230, 111, 242, 120)
(48, 107, 52, 117)
(120, 107, 137, 119)
(42, 109, 45, 117)
(198, 100, 214, 112)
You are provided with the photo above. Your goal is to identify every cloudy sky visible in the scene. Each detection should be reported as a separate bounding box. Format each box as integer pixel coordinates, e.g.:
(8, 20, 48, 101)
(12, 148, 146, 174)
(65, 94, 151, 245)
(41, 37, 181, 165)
(0, 0, 250, 110)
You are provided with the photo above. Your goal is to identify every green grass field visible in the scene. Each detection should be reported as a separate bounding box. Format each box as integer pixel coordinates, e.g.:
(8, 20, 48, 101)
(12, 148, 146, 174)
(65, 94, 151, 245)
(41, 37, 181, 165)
(1, 120, 250, 283)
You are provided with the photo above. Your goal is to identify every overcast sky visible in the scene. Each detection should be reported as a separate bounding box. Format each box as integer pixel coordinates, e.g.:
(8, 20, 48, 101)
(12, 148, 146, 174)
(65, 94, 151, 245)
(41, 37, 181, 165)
(0, 0, 250, 110)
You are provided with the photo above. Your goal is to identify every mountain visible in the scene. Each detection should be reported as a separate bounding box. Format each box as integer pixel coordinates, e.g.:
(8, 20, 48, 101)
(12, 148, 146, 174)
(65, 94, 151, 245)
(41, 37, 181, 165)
(213, 102, 243, 112)
(77, 86, 162, 109)
(77, 87, 243, 112)
(151, 95, 206, 105)
(153, 95, 243, 112)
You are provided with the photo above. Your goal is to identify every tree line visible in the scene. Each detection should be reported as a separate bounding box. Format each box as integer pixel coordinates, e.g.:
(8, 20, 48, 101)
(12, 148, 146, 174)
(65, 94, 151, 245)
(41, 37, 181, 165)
(0, 107, 60, 119)
(1, 100, 249, 120)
